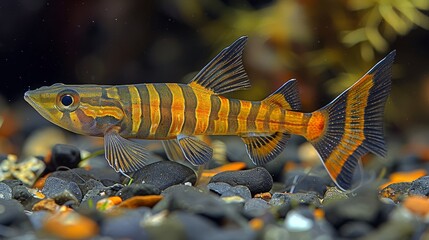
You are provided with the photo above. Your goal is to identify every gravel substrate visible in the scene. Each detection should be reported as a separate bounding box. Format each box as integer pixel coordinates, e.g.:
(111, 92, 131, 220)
(1, 142, 429, 240)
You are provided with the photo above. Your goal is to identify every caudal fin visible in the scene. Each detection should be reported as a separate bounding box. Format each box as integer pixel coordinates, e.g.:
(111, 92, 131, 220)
(307, 51, 395, 190)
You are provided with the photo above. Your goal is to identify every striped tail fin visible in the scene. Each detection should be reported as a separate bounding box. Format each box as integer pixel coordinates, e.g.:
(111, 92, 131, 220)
(307, 51, 395, 190)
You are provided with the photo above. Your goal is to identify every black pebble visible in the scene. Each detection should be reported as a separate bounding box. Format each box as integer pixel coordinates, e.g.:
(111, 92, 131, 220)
(42, 177, 83, 205)
(46, 144, 81, 172)
(210, 167, 273, 195)
(409, 176, 429, 196)
(155, 185, 239, 224)
(132, 161, 197, 190)
(0, 199, 33, 238)
(339, 221, 374, 238)
(284, 174, 328, 198)
(101, 209, 150, 239)
(116, 183, 161, 200)
(324, 185, 392, 229)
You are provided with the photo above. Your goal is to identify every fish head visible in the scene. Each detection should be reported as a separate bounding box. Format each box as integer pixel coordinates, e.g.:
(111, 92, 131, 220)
(24, 83, 124, 136)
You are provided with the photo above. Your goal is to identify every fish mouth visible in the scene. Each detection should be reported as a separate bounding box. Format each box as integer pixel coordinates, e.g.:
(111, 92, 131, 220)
(24, 91, 51, 120)
(24, 91, 38, 109)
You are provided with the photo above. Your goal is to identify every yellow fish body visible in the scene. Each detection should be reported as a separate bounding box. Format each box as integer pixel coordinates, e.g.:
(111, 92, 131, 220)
(24, 37, 395, 190)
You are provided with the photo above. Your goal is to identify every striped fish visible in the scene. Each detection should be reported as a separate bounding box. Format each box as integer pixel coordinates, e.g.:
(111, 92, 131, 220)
(24, 37, 395, 190)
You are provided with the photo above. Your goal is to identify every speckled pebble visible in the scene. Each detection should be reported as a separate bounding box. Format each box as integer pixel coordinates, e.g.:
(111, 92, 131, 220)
(42, 177, 82, 204)
(244, 198, 270, 217)
(0, 182, 12, 200)
(133, 161, 197, 190)
(379, 182, 411, 203)
(210, 167, 273, 195)
(409, 176, 429, 196)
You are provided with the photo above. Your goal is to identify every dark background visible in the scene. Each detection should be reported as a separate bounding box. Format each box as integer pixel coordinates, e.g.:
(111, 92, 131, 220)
(1, 0, 429, 155)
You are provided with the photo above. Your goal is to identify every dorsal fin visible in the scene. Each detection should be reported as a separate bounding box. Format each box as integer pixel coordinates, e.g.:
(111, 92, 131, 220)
(262, 79, 301, 111)
(188, 36, 251, 95)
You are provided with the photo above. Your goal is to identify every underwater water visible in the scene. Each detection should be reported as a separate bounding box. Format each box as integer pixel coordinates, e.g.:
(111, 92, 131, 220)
(1, 1, 429, 239)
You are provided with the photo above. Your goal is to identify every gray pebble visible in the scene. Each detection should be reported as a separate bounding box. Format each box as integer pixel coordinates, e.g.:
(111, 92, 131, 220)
(221, 185, 252, 200)
(244, 198, 270, 217)
(0, 182, 12, 200)
(409, 176, 429, 196)
(133, 161, 197, 190)
(210, 167, 273, 195)
(207, 182, 232, 195)
(42, 177, 82, 204)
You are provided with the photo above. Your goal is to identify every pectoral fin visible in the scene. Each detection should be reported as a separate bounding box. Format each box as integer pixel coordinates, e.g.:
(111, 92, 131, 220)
(242, 132, 290, 165)
(177, 135, 213, 165)
(162, 139, 185, 162)
(104, 129, 150, 172)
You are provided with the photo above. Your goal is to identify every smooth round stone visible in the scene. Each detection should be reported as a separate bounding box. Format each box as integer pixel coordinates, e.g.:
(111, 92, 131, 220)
(339, 221, 374, 238)
(284, 174, 328, 198)
(409, 176, 429, 196)
(244, 198, 270, 217)
(28, 210, 50, 230)
(47, 144, 81, 172)
(284, 210, 314, 232)
(324, 186, 388, 228)
(0, 199, 33, 237)
(220, 185, 252, 200)
(42, 177, 83, 204)
(0, 182, 12, 200)
(173, 212, 218, 240)
(210, 167, 273, 195)
(101, 210, 150, 239)
(207, 182, 232, 195)
(50, 168, 96, 186)
(133, 161, 197, 190)
(116, 183, 161, 200)
(155, 185, 236, 223)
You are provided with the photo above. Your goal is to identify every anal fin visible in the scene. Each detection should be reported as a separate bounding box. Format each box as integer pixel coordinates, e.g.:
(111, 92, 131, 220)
(242, 132, 290, 165)
(177, 135, 213, 165)
(104, 129, 150, 172)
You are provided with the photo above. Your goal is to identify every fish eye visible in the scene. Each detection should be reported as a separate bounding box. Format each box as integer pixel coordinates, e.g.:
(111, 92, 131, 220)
(56, 89, 80, 112)
(60, 94, 73, 106)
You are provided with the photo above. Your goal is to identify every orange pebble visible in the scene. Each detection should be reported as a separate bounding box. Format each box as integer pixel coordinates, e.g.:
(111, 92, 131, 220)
(313, 209, 325, 220)
(254, 192, 272, 201)
(43, 211, 99, 239)
(33, 173, 51, 189)
(118, 195, 163, 208)
(403, 196, 429, 217)
(32, 199, 59, 213)
(249, 218, 264, 230)
(202, 162, 247, 178)
(96, 196, 123, 211)
(380, 169, 427, 189)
